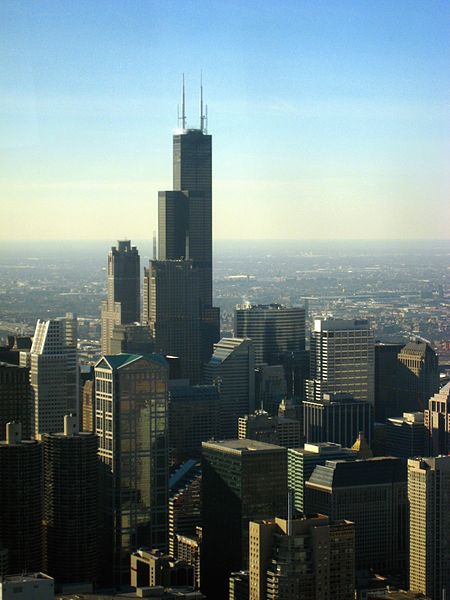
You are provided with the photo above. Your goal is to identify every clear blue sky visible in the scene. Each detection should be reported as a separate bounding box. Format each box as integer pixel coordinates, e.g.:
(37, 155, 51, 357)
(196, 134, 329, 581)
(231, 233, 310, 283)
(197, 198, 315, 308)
(1, 0, 449, 240)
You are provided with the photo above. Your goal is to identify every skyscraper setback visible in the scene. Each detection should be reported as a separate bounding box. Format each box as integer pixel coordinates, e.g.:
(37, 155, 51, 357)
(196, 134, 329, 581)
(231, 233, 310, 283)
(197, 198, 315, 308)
(101, 241, 140, 355)
(144, 82, 220, 382)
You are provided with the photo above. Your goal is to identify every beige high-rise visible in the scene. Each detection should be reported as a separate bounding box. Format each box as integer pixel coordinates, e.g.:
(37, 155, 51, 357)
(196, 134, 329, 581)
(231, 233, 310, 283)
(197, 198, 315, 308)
(408, 456, 450, 599)
(249, 514, 355, 600)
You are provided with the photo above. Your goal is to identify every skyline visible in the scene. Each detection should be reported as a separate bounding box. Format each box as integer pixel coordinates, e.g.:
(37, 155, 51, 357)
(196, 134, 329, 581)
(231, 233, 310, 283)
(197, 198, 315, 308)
(1, 1, 449, 241)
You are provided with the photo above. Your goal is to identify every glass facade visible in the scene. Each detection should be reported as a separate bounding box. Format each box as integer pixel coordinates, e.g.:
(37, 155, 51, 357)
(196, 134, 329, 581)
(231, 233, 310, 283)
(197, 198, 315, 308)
(95, 354, 168, 587)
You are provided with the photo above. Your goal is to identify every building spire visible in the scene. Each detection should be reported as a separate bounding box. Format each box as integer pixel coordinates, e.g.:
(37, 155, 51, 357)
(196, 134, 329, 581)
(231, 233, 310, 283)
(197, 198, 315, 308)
(181, 73, 186, 129)
(200, 70, 206, 132)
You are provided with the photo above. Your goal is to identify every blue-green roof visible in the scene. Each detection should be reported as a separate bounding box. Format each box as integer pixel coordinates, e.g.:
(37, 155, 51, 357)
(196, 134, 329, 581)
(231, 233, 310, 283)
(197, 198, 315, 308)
(96, 353, 167, 370)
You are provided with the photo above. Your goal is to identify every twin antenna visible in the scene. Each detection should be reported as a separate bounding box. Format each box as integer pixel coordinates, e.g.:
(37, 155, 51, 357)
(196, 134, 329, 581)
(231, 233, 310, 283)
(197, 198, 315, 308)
(177, 73, 208, 133)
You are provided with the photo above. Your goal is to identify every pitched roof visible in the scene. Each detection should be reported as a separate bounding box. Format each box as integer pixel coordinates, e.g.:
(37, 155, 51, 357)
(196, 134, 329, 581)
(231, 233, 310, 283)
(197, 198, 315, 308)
(95, 353, 167, 370)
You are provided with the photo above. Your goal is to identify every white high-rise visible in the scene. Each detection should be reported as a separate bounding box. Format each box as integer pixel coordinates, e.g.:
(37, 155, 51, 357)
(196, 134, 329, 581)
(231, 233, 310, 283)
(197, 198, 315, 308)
(306, 318, 374, 405)
(30, 318, 78, 437)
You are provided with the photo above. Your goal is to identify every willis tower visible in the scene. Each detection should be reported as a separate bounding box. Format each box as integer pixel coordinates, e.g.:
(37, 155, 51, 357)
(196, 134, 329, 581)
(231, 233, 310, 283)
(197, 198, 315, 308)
(144, 78, 220, 383)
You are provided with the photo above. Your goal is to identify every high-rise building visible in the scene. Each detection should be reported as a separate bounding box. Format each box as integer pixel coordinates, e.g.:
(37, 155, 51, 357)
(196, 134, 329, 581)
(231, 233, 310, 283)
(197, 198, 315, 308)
(235, 303, 306, 367)
(374, 340, 439, 420)
(0, 423, 42, 574)
(249, 514, 355, 600)
(168, 382, 219, 464)
(305, 457, 408, 579)
(424, 382, 450, 456)
(386, 412, 426, 458)
(397, 340, 439, 413)
(303, 392, 374, 448)
(94, 353, 169, 587)
(306, 318, 375, 405)
(254, 364, 287, 415)
(175, 528, 202, 591)
(408, 456, 450, 599)
(42, 415, 98, 590)
(287, 443, 357, 514)
(100, 240, 140, 355)
(168, 460, 202, 557)
(81, 378, 95, 433)
(30, 317, 78, 437)
(238, 409, 303, 449)
(0, 362, 32, 441)
(229, 571, 249, 600)
(109, 323, 154, 355)
(374, 342, 404, 421)
(144, 94, 220, 381)
(130, 548, 194, 589)
(144, 260, 203, 383)
(201, 439, 288, 600)
(204, 338, 256, 438)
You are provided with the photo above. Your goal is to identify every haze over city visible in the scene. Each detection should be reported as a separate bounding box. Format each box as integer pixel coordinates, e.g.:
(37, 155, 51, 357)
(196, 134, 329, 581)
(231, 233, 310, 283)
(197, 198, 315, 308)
(1, 0, 449, 240)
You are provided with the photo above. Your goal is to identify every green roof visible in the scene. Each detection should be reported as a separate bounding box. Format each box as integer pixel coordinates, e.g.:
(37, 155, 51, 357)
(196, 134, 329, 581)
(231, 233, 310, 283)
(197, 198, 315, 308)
(96, 353, 167, 370)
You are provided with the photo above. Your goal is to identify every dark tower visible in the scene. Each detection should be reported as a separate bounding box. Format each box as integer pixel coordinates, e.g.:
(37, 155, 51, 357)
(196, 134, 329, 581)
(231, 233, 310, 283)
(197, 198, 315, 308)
(0, 423, 42, 574)
(101, 240, 140, 355)
(145, 78, 220, 380)
(42, 415, 98, 589)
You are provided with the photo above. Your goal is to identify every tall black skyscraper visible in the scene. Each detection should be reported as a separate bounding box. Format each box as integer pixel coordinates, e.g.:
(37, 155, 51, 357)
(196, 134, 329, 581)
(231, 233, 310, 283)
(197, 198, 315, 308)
(144, 80, 219, 382)
(101, 240, 140, 355)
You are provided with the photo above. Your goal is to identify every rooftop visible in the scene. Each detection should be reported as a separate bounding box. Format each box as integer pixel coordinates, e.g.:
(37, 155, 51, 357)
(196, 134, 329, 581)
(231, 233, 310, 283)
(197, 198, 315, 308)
(202, 438, 285, 454)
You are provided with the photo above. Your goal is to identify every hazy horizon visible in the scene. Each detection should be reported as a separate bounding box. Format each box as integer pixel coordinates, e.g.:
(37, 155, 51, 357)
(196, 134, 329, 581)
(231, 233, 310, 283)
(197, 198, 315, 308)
(2, 1, 449, 240)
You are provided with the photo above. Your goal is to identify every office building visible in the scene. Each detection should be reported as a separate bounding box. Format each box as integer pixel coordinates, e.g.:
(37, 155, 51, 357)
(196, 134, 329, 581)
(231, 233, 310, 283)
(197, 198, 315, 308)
(0, 335, 32, 366)
(144, 92, 220, 381)
(374, 342, 404, 421)
(397, 340, 439, 413)
(168, 382, 219, 464)
(305, 457, 408, 578)
(408, 456, 450, 599)
(109, 323, 154, 355)
(386, 412, 426, 458)
(288, 442, 357, 513)
(0, 423, 42, 574)
(0, 362, 31, 441)
(130, 549, 194, 589)
(100, 240, 140, 355)
(168, 460, 202, 557)
(42, 415, 98, 590)
(306, 318, 375, 405)
(144, 259, 203, 383)
(374, 341, 439, 420)
(201, 439, 288, 600)
(238, 409, 303, 448)
(30, 317, 78, 437)
(175, 529, 202, 591)
(424, 382, 450, 456)
(95, 353, 169, 587)
(235, 303, 306, 367)
(249, 514, 355, 600)
(303, 392, 374, 448)
(0, 548, 7, 579)
(0, 573, 54, 600)
(255, 364, 287, 415)
(204, 337, 255, 438)
(81, 378, 95, 433)
(229, 571, 249, 600)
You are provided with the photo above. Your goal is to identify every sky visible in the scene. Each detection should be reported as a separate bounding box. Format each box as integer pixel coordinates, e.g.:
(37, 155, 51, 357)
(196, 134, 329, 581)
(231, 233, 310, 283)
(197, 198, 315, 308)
(1, 0, 449, 241)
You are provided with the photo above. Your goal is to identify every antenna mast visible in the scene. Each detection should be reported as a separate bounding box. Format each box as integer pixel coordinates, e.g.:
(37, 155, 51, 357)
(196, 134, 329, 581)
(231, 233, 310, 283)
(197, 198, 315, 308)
(200, 71, 205, 132)
(181, 73, 187, 129)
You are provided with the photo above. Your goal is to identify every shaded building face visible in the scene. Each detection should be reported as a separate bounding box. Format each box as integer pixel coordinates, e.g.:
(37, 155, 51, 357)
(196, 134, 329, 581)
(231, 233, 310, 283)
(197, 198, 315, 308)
(95, 354, 169, 588)
(101, 241, 140, 355)
(201, 440, 287, 600)
(0, 433, 42, 575)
